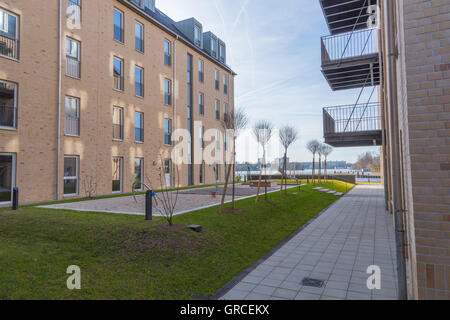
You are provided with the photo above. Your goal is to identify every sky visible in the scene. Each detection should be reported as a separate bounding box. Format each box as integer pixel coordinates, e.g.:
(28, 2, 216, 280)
(157, 0, 380, 164)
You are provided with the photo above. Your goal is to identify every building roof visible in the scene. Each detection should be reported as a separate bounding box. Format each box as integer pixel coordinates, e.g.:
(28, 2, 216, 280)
(121, 0, 236, 75)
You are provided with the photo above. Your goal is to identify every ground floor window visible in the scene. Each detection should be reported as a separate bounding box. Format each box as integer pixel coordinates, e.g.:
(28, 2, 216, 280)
(63, 156, 78, 196)
(215, 164, 220, 182)
(112, 157, 123, 193)
(0, 153, 15, 203)
(134, 158, 143, 191)
(164, 159, 171, 188)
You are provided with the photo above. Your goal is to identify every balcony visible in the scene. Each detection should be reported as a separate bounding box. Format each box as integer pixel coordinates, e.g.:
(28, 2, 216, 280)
(323, 102, 382, 147)
(0, 104, 16, 129)
(66, 56, 80, 78)
(321, 28, 380, 91)
(319, 0, 378, 35)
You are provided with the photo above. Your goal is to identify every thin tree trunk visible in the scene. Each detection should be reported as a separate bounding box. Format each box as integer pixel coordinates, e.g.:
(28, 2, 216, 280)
(255, 153, 263, 203)
(318, 156, 322, 184)
(312, 155, 315, 185)
(284, 153, 288, 195)
(325, 158, 327, 182)
(232, 136, 236, 209)
(264, 148, 268, 200)
(219, 163, 233, 214)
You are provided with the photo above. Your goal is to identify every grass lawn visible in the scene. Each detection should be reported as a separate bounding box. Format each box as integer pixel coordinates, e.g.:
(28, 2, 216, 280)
(0, 181, 353, 300)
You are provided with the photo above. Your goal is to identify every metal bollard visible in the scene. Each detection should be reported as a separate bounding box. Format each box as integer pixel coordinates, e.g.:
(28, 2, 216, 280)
(145, 190, 153, 221)
(12, 187, 19, 210)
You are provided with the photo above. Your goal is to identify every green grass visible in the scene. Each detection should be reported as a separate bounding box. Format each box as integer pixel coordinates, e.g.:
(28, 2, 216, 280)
(272, 179, 354, 194)
(0, 182, 352, 300)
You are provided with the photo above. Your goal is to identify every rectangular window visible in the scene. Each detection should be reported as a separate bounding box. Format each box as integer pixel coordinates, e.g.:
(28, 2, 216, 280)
(164, 79, 172, 105)
(0, 9, 19, 59)
(0, 154, 15, 203)
(198, 60, 204, 82)
(224, 130, 228, 151)
(67, 0, 81, 24)
(135, 112, 144, 142)
(65, 96, 80, 136)
(216, 130, 220, 150)
(135, 22, 144, 52)
(66, 38, 80, 78)
(194, 25, 201, 47)
(112, 106, 123, 140)
(134, 158, 143, 191)
(215, 70, 219, 90)
(219, 44, 225, 63)
(112, 157, 123, 193)
(135, 66, 144, 97)
(199, 93, 204, 115)
(211, 38, 216, 57)
(113, 9, 124, 43)
(0, 80, 17, 129)
(64, 156, 79, 196)
(215, 100, 220, 120)
(164, 118, 172, 145)
(164, 40, 171, 66)
(113, 57, 124, 91)
(223, 103, 227, 121)
(223, 75, 228, 94)
(199, 126, 204, 149)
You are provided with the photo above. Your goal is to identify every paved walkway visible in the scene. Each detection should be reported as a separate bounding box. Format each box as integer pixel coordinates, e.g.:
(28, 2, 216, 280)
(221, 185, 398, 300)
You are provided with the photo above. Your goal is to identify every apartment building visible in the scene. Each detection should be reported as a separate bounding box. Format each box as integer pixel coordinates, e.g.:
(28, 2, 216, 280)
(319, 0, 449, 300)
(0, 0, 235, 204)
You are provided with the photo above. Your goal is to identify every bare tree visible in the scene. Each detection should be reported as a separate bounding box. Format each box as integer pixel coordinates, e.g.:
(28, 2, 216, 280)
(306, 140, 320, 184)
(279, 126, 298, 195)
(253, 120, 274, 203)
(321, 144, 333, 182)
(82, 175, 98, 199)
(219, 107, 249, 214)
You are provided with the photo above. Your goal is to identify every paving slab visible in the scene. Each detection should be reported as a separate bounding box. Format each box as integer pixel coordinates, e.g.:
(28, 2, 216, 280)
(220, 185, 398, 300)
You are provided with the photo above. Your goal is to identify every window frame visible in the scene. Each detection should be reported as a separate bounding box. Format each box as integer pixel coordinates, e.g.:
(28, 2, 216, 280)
(63, 155, 79, 197)
(65, 37, 81, 79)
(64, 95, 80, 137)
(214, 70, 219, 90)
(112, 156, 123, 194)
(134, 158, 144, 191)
(134, 111, 144, 143)
(164, 39, 172, 66)
(134, 21, 144, 53)
(113, 56, 124, 92)
(113, 8, 124, 43)
(198, 59, 204, 82)
(0, 8, 19, 60)
(215, 99, 220, 120)
(0, 79, 18, 130)
(164, 78, 172, 106)
(164, 118, 172, 146)
(198, 92, 204, 116)
(0, 153, 16, 204)
(112, 106, 124, 141)
(135, 65, 144, 97)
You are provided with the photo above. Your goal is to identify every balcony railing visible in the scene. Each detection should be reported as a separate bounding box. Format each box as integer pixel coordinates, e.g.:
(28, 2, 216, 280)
(0, 34, 19, 59)
(112, 124, 123, 140)
(321, 28, 377, 64)
(66, 56, 80, 78)
(0, 104, 16, 128)
(65, 117, 80, 136)
(323, 102, 381, 135)
(135, 127, 144, 142)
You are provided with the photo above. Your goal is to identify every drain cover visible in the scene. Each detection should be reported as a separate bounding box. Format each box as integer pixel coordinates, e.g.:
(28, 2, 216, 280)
(301, 278, 324, 288)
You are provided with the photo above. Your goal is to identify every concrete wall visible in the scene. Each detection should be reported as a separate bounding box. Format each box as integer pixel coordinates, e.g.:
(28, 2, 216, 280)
(0, 0, 234, 203)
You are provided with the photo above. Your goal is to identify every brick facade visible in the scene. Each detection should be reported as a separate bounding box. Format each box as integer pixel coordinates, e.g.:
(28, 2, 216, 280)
(0, 0, 235, 204)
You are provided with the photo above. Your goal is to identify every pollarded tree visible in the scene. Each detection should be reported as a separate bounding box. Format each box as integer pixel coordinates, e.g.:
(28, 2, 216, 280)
(253, 120, 274, 203)
(279, 126, 299, 195)
(306, 140, 320, 184)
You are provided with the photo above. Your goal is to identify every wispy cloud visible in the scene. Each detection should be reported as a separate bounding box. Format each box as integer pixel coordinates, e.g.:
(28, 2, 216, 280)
(156, 0, 380, 163)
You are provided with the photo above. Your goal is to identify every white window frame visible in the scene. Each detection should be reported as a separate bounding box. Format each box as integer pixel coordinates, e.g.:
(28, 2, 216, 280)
(64, 95, 80, 136)
(63, 155, 79, 197)
(0, 153, 16, 204)
(113, 8, 124, 43)
(135, 65, 144, 97)
(135, 21, 144, 53)
(0, 9, 19, 60)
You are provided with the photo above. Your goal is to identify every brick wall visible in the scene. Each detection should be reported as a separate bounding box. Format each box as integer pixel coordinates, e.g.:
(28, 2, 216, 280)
(402, 0, 450, 300)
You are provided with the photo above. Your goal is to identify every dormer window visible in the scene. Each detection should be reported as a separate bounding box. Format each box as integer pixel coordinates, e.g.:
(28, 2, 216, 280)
(219, 44, 225, 63)
(194, 25, 201, 47)
(211, 38, 216, 57)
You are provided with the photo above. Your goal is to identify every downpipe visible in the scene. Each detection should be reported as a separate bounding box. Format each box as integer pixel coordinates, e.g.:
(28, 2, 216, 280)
(56, 0, 62, 201)
(385, 0, 408, 300)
